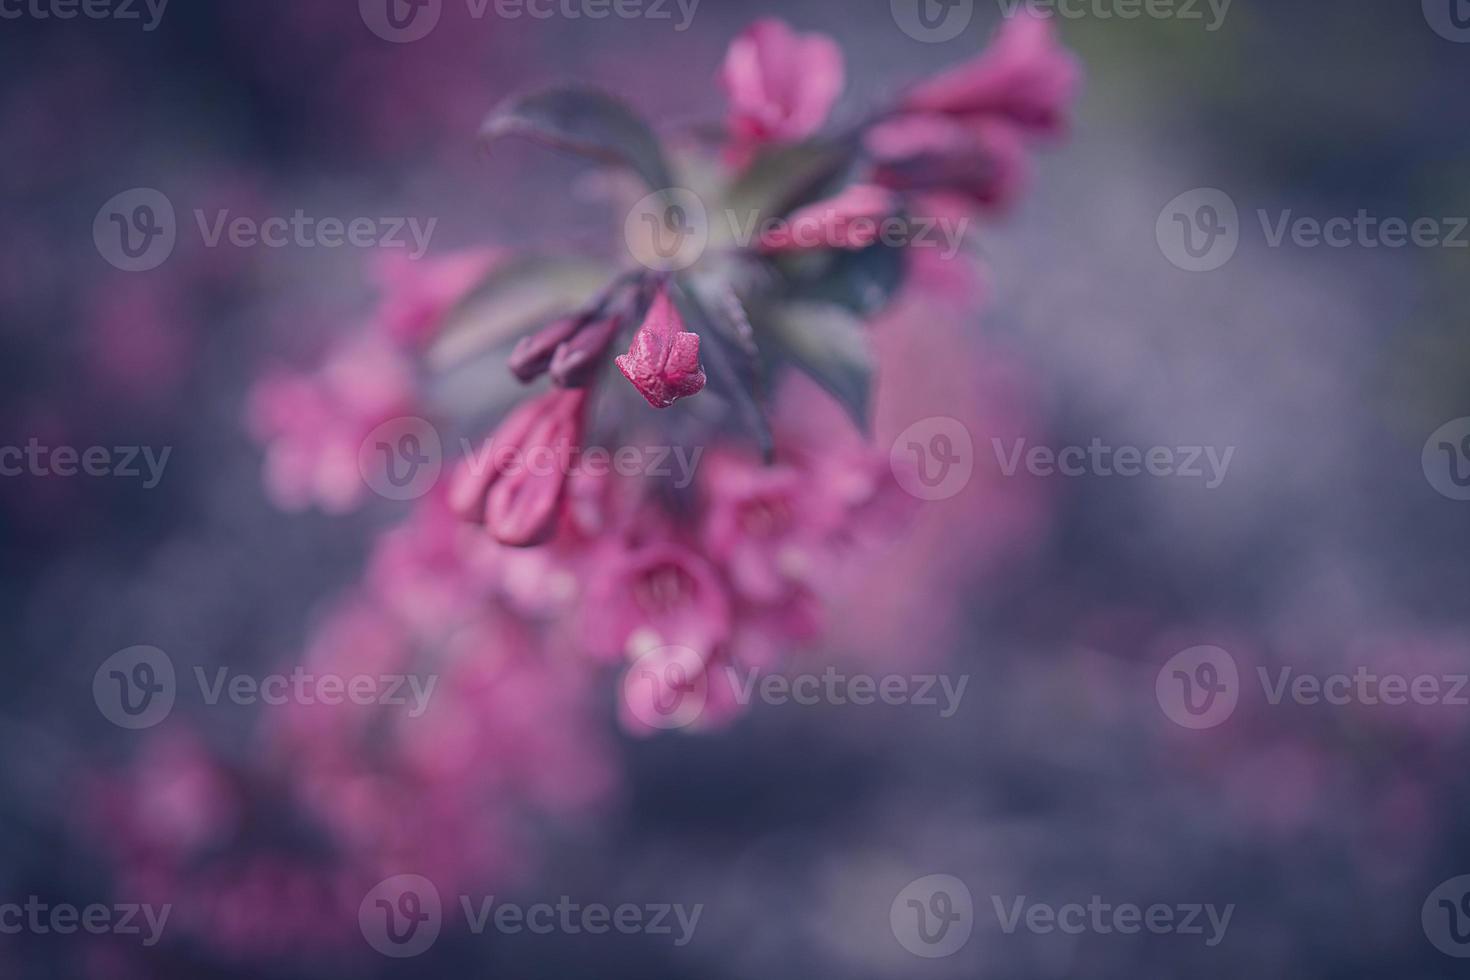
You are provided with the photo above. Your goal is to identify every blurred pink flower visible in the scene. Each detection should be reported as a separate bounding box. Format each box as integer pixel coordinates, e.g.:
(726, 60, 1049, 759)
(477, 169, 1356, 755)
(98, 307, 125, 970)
(867, 113, 1029, 211)
(245, 337, 415, 513)
(721, 18, 844, 160)
(901, 11, 1080, 136)
(371, 247, 502, 350)
(758, 184, 898, 252)
(581, 538, 733, 661)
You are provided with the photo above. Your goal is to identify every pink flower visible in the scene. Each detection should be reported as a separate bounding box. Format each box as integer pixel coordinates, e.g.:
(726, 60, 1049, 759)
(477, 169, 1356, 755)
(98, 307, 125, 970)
(699, 450, 838, 603)
(615, 285, 706, 408)
(371, 247, 501, 350)
(581, 539, 732, 660)
(901, 12, 1080, 136)
(757, 184, 898, 252)
(246, 337, 415, 513)
(867, 113, 1029, 211)
(452, 388, 587, 547)
(721, 18, 844, 157)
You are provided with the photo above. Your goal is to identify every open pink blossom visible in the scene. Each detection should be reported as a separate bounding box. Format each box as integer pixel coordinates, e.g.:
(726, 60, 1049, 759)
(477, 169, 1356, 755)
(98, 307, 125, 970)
(901, 12, 1080, 136)
(581, 538, 732, 660)
(758, 184, 898, 252)
(452, 388, 587, 546)
(615, 285, 706, 408)
(721, 18, 844, 157)
(699, 450, 837, 603)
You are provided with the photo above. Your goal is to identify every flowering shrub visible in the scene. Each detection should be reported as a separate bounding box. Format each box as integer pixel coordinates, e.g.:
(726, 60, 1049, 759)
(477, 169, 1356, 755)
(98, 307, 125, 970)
(88, 14, 1078, 965)
(250, 12, 1076, 731)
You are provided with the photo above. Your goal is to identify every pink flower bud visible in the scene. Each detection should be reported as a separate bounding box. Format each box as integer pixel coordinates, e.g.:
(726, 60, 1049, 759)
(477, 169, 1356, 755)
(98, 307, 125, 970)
(901, 12, 1079, 136)
(867, 114, 1028, 211)
(508, 314, 585, 382)
(549, 313, 624, 388)
(757, 184, 898, 253)
(614, 286, 706, 409)
(721, 18, 844, 159)
(451, 388, 587, 547)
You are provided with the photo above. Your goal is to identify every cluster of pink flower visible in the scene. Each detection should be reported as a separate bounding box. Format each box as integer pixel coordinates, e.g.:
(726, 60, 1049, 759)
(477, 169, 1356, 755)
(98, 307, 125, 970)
(246, 13, 1077, 734)
(81, 14, 1077, 967)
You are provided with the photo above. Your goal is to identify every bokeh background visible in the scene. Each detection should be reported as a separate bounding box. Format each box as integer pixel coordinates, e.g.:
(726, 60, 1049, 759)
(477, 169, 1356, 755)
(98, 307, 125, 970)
(3, 0, 1470, 977)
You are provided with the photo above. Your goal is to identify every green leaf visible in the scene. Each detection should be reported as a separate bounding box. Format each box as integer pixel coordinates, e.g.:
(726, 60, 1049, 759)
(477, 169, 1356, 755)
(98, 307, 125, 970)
(481, 86, 675, 192)
(763, 301, 874, 434)
(679, 278, 774, 460)
(724, 138, 858, 223)
(778, 242, 906, 318)
(426, 255, 610, 372)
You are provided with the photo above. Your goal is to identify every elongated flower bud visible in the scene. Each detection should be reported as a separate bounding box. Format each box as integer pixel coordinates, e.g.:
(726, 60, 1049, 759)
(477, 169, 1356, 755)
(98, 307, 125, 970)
(451, 388, 587, 547)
